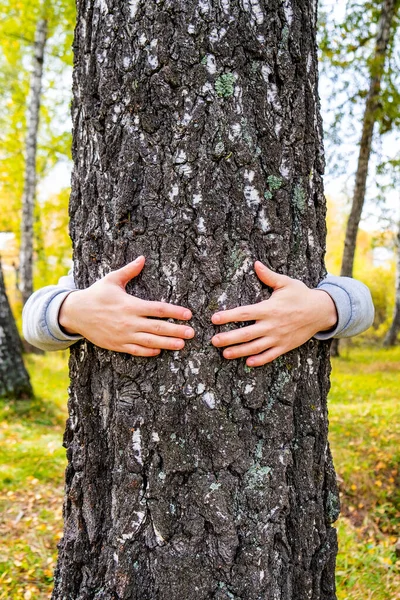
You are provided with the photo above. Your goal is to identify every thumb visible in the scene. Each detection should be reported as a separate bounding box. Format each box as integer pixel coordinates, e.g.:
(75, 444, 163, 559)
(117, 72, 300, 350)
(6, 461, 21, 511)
(254, 261, 288, 290)
(106, 256, 145, 288)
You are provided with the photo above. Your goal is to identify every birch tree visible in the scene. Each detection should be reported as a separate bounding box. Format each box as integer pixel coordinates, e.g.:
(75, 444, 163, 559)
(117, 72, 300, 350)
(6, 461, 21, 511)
(0, 261, 32, 399)
(52, 1, 339, 598)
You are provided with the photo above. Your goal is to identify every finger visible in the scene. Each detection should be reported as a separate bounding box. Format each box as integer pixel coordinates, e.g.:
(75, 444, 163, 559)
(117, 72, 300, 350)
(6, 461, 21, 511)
(138, 300, 192, 321)
(139, 318, 195, 339)
(212, 303, 264, 325)
(133, 332, 186, 350)
(246, 347, 283, 367)
(222, 337, 272, 360)
(106, 256, 145, 288)
(211, 323, 263, 347)
(254, 261, 289, 289)
(121, 344, 161, 357)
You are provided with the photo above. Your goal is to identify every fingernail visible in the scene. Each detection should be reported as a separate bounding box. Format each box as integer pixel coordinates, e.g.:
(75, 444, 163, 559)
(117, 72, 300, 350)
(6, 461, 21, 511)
(134, 255, 144, 263)
(184, 328, 194, 338)
(175, 340, 184, 349)
(212, 335, 219, 345)
(247, 359, 255, 366)
(224, 350, 232, 358)
(213, 314, 221, 324)
(183, 310, 192, 319)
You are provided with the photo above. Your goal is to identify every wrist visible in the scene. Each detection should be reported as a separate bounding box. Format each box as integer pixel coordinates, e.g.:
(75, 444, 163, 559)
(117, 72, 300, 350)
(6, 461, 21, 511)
(312, 289, 338, 332)
(58, 290, 83, 335)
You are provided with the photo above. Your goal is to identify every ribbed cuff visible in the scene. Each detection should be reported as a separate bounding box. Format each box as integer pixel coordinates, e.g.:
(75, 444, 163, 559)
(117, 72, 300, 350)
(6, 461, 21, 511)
(45, 290, 83, 343)
(314, 283, 352, 340)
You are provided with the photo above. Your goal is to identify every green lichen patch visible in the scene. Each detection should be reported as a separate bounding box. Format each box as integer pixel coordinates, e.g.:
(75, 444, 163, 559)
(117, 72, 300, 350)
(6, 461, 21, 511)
(293, 182, 306, 213)
(264, 190, 273, 201)
(267, 175, 283, 190)
(215, 73, 235, 98)
(245, 464, 272, 490)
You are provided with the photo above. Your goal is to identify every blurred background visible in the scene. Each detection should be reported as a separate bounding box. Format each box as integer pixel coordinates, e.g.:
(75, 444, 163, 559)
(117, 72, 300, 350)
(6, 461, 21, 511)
(0, 0, 399, 598)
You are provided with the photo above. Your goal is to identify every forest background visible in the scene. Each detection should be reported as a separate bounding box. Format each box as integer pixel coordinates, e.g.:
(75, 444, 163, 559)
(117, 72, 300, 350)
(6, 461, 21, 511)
(0, 0, 399, 598)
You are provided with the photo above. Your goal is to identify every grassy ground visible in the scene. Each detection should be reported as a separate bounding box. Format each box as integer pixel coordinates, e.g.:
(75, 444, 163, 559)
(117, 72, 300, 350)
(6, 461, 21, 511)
(0, 346, 399, 598)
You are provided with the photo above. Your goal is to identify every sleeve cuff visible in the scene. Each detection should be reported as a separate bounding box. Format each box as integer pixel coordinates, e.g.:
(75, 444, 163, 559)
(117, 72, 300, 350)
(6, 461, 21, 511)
(45, 290, 83, 344)
(314, 283, 352, 340)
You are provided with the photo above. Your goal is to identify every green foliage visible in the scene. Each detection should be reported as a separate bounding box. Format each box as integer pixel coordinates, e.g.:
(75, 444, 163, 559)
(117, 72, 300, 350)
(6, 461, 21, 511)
(0, 0, 75, 238)
(215, 73, 236, 98)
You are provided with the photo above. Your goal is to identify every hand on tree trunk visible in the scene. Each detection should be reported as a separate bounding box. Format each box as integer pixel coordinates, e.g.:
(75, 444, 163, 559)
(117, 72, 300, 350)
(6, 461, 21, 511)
(58, 256, 195, 356)
(211, 261, 338, 367)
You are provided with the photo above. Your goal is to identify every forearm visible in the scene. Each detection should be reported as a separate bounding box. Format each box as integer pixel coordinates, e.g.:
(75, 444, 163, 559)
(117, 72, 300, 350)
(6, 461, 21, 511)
(22, 272, 83, 352)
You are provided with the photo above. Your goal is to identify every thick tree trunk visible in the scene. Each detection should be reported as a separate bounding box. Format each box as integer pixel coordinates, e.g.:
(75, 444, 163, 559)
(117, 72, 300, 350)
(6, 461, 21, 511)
(340, 0, 396, 279)
(0, 261, 33, 399)
(53, 2, 339, 599)
(384, 224, 400, 346)
(19, 17, 47, 306)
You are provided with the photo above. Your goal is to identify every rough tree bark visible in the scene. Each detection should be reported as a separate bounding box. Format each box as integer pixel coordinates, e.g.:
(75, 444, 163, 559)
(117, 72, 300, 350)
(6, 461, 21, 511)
(384, 224, 400, 346)
(340, 0, 396, 279)
(53, 1, 339, 598)
(19, 17, 47, 306)
(0, 261, 33, 399)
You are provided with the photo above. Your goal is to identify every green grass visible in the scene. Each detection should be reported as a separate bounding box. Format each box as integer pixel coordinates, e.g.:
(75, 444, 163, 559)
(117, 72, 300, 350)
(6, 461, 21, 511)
(0, 346, 399, 598)
(330, 345, 400, 599)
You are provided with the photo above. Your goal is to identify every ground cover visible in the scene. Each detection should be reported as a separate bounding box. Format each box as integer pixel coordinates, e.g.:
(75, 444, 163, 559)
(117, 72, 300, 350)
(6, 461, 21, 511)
(0, 346, 399, 599)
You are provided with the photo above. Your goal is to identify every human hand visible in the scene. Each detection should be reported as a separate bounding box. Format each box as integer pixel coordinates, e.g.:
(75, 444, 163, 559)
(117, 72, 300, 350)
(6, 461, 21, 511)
(58, 256, 195, 357)
(211, 261, 338, 367)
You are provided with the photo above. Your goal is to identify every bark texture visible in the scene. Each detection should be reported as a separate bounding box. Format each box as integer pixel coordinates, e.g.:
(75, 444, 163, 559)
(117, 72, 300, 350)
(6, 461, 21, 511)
(0, 261, 33, 399)
(20, 17, 47, 306)
(53, 1, 339, 598)
(384, 224, 400, 346)
(340, 0, 396, 279)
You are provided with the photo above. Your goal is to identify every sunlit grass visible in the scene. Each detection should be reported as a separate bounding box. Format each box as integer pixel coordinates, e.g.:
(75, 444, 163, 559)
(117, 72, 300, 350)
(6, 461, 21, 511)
(330, 345, 400, 599)
(0, 347, 399, 598)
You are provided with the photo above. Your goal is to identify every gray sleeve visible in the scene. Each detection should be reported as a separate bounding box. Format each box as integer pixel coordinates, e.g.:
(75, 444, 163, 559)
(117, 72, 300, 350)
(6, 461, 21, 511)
(22, 270, 83, 351)
(314, 274, 375, 340)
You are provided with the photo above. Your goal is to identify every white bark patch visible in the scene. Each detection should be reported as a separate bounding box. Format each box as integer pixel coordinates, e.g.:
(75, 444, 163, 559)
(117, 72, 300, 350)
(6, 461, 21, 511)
(175, 150, 187, 163)
(168, 185, 179, 202)
(197, 217, 206, 233)
(233, 256, 252, 280)
(217, 291, 227, 308)
(197, 383, 206, 394)
(188, 23, 195, 34)
(147, 39, 159, 70)
(258, 208, 271, 233)
(113, 553, 119, 563)
(260, 570, 265, 583)
(283, 0, 293, 25)
(176, 163, 192, 177)
(152, 431, 160, 442)
(162, 262, 178, 287)
(205, 54, 217, 75)
(221, 0, 230, 12)
(138, 32, 147, 45)
(244, 185, 261, 208)
(131, 511, 146, 532)
(97, 0, 108, 14)
(129, 0, 140, 19)
(132, 429, 143, 465)
(244, 383, 255, 394)
(152, 522, 166, 545)
(241, 0, 264, 26)
(192, 193, 202, 206)
(202, 391, 216, 409)
(198, 0, 210, 13)
(307, 357, 315, 374)
(188, 360, 200, 375)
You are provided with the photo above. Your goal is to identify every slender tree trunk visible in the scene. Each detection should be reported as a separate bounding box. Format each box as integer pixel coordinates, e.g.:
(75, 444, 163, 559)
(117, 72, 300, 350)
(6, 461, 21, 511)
(384, 224, 400, 346)
(340, 0, 396, 279)
(19, 17, 47, 306)
(0, 261, 33, 399)
(53, 2, 339, 598)
(330, 0, 396, 358)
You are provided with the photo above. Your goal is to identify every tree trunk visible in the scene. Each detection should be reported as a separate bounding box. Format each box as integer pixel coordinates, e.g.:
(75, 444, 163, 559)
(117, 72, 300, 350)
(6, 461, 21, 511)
(0, 261, 33, 399)
(19, 17, 47, 306)
(384, 224, 400, 346)
(53, 2, 339, 598)
(340, 0, 396, 279)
